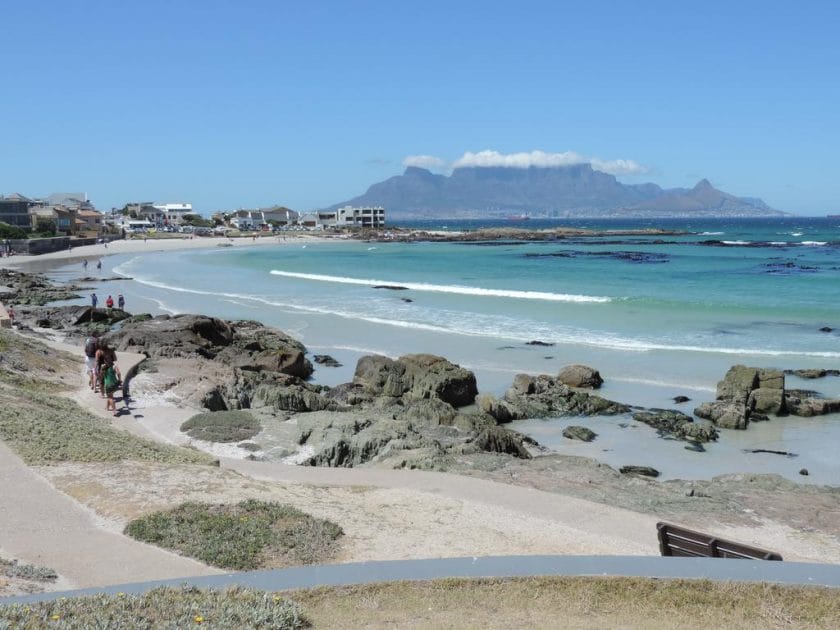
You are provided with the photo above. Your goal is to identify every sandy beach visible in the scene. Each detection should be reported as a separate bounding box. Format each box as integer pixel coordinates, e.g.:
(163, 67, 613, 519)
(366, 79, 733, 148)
(2, 235, 839, 597)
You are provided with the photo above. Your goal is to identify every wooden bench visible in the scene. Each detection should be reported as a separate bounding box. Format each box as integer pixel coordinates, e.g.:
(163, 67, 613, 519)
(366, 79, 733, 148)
(657, 522, 783, 561)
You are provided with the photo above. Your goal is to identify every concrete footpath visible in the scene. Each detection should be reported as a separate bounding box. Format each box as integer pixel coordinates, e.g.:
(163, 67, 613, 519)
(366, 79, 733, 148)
(5, 554, 840, 605)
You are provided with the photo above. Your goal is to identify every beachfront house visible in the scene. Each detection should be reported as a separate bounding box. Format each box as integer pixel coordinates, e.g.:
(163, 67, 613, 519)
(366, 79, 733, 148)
(153, 202, 194, 227)
(0, 194, 35, 229)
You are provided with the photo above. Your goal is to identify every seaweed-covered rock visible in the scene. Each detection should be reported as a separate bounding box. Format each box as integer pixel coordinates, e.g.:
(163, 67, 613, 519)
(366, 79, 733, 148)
(180, 410, 261, 443)
(620, 465, 660, 478)
(556, 364, 603, 389)
(632, 409, 718, 442)
(501, 373, 629, 419)
(562, 425, 597, 442)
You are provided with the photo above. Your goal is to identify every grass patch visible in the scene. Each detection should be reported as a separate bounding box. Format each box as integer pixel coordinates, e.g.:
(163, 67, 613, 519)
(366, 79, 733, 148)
(124, 500, 343, 570)
(0, 385, 215, 466)
(292, 576, 840, 629)
(0, 586, 305, 629)
(0, 558, 57, 583)
(181, 410, 262, 443)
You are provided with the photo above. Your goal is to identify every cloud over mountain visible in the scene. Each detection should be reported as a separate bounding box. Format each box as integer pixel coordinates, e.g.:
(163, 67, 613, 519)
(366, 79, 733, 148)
(403, 149, 649, 176)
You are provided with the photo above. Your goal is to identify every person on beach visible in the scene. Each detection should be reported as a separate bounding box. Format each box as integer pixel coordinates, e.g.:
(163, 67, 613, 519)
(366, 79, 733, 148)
(90, 293, 98, 308)
(102, 357, 121, 415)
(83, 259, 88, 270)
(117, 294, 125, 310)
(96, 260, 102, 270)
(105, 295, 114, 311)
(84, 334, 99, 389)
(95, 342, 116, 397)
(7, 305, 14, 326)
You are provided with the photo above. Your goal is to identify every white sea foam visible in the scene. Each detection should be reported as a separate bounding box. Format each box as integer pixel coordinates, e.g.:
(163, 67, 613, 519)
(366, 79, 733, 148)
(126, 276, 840, 360)
(699, 231, 724, 236)
(801, 241, 828, 246)
(269, 270, 611, 303)
(721, 240, 751, 245)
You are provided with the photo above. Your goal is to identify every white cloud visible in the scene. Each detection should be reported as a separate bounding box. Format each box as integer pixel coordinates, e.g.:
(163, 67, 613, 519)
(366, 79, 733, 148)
(402, 150, 649, 176)
(452, 150, 587, 169)
(402, 154, 448, 170)
(589, 158, 649, 176)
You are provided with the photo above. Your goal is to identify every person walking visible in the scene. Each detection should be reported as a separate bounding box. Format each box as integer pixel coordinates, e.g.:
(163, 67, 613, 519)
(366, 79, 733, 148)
(96, 260, 102, 271)
(117, 294, 125, 310)
(95, 342, 116, 398)
(101, 354, 121, 415)
(84, 334, 98, 390)
(83, 259, 88, 270)
(6, 305, 14, 327)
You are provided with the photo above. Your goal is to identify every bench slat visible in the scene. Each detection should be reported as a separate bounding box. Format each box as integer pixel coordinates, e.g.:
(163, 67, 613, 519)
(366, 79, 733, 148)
(657, 522, 782, 561)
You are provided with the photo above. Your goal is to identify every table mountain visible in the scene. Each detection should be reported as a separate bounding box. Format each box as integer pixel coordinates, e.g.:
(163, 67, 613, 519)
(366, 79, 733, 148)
(329, 165, 785, 218)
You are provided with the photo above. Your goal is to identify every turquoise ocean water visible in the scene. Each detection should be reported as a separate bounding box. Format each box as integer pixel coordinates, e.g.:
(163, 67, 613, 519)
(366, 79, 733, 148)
(56, 217, 840, 483)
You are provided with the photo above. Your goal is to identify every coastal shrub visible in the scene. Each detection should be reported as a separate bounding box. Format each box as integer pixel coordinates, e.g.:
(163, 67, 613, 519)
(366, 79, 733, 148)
(0, 586, 306, 629)
(0, 385, 215, 466)
(124, 500, 343, 570)
(0, 221, 27, 239)
(0, 557, 57, 582)
(181, 410, 262, 443)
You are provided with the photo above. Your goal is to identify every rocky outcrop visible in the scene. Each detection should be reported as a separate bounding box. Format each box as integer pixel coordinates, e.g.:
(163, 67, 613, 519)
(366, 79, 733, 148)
(104, 315, 313, 379)
(697, 365, 786, 429)
(620, 465, 660, 478)
(632, 409, 718, 442)
(0, 269, 83, 306)
(556, 364, 603, 389)
(296, 408, 531, 468)
(352, 354, 478, 407)
(484, 373, 629, 421)
(562, 425, 597, 442)
(784, 368, 840, 379)
(784, 393, 840, 417)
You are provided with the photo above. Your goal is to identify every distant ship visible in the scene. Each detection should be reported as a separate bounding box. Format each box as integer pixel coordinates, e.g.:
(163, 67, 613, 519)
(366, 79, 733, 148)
(506, 214, 530, 221)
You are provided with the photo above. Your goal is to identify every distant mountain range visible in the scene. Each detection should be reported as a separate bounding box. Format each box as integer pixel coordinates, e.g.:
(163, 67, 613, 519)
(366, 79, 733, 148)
(329, 164, 786, 218)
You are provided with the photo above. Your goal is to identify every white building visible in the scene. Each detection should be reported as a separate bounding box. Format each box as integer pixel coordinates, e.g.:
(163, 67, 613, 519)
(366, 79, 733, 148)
(316, 206, 385, 228)
(152, 202, 194, 226)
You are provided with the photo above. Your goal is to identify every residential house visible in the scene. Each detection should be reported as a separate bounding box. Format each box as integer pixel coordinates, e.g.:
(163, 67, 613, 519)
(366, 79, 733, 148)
(311, 206, 386, 229)
(0, 194, 35, 228)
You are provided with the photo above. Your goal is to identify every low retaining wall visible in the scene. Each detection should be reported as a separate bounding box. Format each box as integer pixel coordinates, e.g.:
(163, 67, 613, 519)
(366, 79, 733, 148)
(5, 235, 122, 256)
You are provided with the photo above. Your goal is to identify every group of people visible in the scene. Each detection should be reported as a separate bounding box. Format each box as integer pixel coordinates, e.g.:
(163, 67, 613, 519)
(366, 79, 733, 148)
(84, 334, 123, 415)
(90, 293, 125, 311)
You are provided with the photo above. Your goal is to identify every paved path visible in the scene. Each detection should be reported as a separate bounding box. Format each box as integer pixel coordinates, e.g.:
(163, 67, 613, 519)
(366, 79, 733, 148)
(5, 554, 840, 605)
(0, 340, 223, 590)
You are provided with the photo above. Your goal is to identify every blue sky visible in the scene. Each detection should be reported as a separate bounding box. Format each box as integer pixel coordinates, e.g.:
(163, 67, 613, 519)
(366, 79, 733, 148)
(1, 1, 838, 215)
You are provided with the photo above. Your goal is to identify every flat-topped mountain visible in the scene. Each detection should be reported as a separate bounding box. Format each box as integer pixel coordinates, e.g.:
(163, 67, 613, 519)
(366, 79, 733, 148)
(330, 165, 785, 218)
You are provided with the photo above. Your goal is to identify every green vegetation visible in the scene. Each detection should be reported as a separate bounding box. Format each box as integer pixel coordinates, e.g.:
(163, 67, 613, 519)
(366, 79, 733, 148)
(0, 586, 305, 629)
(2, 577, 838, 629)
(0, 221, 27, 239)
(124, 500, 343, 570)
(181, 410, 262, 443)
(0, 387, 216, 465)
(0, 557, 57, 583)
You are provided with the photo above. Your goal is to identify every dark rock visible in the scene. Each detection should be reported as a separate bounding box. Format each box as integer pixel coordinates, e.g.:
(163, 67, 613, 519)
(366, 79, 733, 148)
(620, 465, 660, 478)
(694, 401, 749, 430)
(785, 368, 840, 379)
(314, 354, 342, 367)
(352, 353, 478, 407)
(556, 364, 603, 389)
(562, 425, 597, 442)
(716, 365, 759, 405)
(748, 387, 785, 415)
(785, 395, 840, 417)
(632, 409, 718, 442)
(372, 285, 409, 290)
(819, 327, 833, 332)
(684, 441, 705, 453)
(525, 340, 554, 347)
(673, 396, 691, 404)
(501, 373, 630, 419)
(744, 448, 796, 457)
(799, 468, 809, 476)
(401, 298, 413, 303)
(476, 394, 521, 423)
(471, 426, 532, 459)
